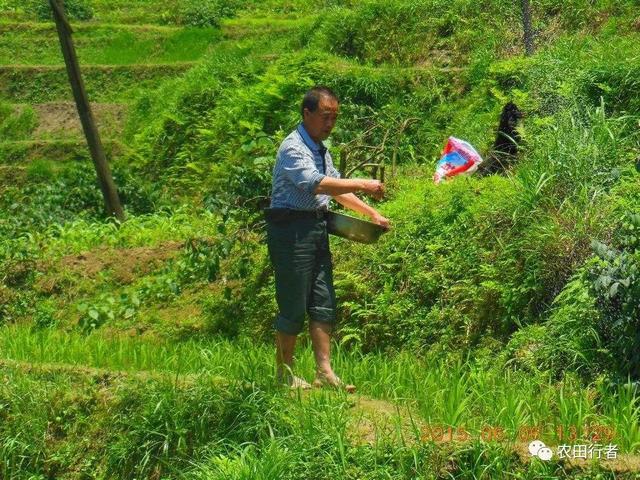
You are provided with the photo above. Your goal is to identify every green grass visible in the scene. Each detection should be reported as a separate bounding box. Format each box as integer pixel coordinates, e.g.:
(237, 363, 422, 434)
(1, 0, 187, 24)
(0, 63, 196, 102)
(220, 15, 316, 38)
(0, 0, 323, 24)
(1, 324, 639, 452)
(1, 323, 639, 478)
(1, 0, 640, 477)
(0, 138, 124, 164)
(0, 23, 222, 65)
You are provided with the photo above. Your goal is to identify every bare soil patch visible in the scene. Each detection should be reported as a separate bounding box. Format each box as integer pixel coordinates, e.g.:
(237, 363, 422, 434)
(57, 240, 183, 284)
(29, 102, 128, 139)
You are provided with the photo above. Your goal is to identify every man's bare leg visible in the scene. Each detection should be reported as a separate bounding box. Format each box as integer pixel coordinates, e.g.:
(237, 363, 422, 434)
(276, 331, 310, 388)
(309, 321, 355, 392)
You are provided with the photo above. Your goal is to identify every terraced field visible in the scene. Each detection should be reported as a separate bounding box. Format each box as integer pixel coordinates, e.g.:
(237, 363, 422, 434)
(0, 1, 306, 162)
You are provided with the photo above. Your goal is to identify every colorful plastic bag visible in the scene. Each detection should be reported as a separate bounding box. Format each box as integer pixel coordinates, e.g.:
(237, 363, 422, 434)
(433, 137, 483, 184)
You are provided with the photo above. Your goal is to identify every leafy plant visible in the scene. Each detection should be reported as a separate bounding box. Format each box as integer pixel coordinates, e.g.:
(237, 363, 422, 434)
(589, 213, 640, 378)
(77, 293, 140, 332)
(170, 0, 238, 27)
(30, 0, 94, 21)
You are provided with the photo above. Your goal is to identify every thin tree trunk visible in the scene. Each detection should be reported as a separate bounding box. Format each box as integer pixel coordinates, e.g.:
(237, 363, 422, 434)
(49, 0, 125, 221)
(521, 0, 535, 56)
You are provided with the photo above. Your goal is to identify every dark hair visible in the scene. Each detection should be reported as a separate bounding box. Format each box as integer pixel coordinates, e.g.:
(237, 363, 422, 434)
(301, 86, 339, 117)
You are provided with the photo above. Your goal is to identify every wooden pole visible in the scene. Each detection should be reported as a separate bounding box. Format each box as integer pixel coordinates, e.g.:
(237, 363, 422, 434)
(520, 0, 535, 56)
(49, 0, 125, 221)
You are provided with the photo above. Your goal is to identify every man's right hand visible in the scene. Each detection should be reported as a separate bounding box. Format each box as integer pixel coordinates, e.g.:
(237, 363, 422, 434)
(360, 180, 385, 200)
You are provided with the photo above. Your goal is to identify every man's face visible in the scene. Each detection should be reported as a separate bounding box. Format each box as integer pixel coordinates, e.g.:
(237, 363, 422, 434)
(303, 96, 339, 142)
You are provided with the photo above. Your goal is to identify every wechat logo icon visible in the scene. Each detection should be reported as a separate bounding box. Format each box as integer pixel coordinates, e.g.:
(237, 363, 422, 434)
(529, 440, 553, 461)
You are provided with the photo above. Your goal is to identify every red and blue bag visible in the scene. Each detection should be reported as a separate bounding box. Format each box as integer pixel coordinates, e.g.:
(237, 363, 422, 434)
(433, 137, 483, 184)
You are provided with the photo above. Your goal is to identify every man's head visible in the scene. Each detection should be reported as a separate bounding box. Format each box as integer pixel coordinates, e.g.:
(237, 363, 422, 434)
(301, 86, 339, 143)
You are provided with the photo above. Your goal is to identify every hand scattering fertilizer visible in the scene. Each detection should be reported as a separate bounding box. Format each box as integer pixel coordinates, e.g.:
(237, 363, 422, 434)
(433, 137, 483, 184)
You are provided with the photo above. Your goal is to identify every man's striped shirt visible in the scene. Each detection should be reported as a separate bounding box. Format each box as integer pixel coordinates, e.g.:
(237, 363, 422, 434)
(270, 123, 340, 211)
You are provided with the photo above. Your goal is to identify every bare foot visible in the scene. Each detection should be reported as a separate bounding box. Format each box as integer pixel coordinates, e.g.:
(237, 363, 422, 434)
(313, 372, 356, 394)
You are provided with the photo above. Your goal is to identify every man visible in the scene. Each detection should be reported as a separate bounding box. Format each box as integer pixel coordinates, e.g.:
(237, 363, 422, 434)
(265, 86, 390, 392)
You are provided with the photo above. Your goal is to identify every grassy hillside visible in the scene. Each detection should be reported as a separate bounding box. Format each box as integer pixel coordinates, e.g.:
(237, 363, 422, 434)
(1, 0, 639, 477)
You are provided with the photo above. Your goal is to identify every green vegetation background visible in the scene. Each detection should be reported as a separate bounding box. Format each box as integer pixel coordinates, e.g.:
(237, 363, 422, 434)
(1, 0, 639, 478)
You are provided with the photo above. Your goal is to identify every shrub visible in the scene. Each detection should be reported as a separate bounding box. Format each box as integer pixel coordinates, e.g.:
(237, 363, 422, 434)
(31, 0, 94, 21)
(536, 271, 604, 378)
(308, 1, 511, 65)
(171, 0, 238, 28)
(588, 214, 640, 378)
(534, 213, 640, 380)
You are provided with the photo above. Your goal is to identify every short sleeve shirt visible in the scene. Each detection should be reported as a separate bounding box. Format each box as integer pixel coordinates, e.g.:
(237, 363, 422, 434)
(270, 123, 341, 210)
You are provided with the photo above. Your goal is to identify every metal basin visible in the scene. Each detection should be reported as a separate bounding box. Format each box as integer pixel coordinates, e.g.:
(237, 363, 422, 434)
(326, 211, 387, 244)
